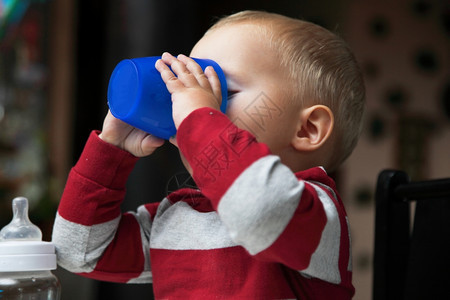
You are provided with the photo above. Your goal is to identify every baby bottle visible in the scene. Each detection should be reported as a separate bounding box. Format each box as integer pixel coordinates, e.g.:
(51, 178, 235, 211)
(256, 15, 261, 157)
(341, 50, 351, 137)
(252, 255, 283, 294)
(0, 197, 61, 300)
(107, 56, 228, 140)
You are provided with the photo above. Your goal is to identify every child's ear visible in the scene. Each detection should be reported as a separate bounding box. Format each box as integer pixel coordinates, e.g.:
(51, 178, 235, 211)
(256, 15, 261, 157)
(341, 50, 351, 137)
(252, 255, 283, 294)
(292, 105, 334, 152)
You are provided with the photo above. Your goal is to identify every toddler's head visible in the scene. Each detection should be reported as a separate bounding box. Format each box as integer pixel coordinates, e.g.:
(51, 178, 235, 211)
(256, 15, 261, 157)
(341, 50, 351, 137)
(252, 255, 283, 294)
(195, 11, 365, 172)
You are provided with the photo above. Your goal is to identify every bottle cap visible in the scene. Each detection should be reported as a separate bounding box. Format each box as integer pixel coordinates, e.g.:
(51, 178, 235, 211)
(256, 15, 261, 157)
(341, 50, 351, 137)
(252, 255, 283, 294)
(0, 197, 57, 272)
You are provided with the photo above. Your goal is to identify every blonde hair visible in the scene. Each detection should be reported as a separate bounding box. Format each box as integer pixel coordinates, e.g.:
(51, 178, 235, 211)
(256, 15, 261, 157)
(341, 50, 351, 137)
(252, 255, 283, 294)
(208, 11, 365, 170)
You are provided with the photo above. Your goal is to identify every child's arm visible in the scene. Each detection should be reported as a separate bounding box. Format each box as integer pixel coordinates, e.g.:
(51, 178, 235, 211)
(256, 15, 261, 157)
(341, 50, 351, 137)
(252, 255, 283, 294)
(155, 52, 223, 148)
(52, 114, 164, 283)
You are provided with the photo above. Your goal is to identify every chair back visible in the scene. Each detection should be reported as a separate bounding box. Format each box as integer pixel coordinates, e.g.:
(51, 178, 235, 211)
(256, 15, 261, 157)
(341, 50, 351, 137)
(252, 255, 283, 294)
(373, 170, 450, 300)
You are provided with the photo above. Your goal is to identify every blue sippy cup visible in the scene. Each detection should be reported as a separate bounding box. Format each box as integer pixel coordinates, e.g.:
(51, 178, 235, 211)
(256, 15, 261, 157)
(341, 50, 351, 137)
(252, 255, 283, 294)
(107, 56, 227, 140)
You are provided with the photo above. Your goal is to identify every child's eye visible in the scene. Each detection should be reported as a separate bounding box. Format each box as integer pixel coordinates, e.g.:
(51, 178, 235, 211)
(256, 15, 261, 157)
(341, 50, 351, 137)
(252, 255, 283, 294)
(227, 91, 238, 99)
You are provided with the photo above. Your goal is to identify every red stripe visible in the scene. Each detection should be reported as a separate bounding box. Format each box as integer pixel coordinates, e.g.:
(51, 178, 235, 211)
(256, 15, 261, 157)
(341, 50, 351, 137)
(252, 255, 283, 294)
(177, 108, 271, 209)
(58, 131, 138, 225)
(255, 182, 327, 269)
(85, 213, 145, 282)
(150, 247, 295, 299)
(58, 170, 124, 225)
(143, 202, 161, 221)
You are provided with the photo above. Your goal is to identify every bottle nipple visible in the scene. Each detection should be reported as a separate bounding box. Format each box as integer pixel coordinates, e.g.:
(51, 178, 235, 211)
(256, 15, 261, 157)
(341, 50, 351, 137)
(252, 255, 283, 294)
(0, 197, 42, 241)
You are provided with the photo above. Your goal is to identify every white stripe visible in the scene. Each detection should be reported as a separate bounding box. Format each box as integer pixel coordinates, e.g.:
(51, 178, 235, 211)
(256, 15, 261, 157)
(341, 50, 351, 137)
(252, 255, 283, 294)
(52, 213, 120, 273)
(346, 216, 353, 272)
(218, 155, 303, 255)
(301, 183, 341, 284)
(127, 205, 153, 283)
(150, 199, 237, 250)
(127, 271, 152, 284)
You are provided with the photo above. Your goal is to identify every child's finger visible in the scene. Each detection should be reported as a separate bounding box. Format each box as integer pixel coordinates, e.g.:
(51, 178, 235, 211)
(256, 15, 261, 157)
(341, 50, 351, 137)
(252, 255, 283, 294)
(178, 55, 212, 90)
(205, 66, 222, 104)
(141, 134, 165, 155)
(177, 54, 201, 73)
(161, 53, 199, 87)
(155, 58, 185, 93)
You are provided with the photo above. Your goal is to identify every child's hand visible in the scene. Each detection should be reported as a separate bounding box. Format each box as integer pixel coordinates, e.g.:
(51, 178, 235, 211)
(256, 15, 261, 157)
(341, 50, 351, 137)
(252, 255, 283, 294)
(99, 110, 165, 157)
(155, 52, 223, 132)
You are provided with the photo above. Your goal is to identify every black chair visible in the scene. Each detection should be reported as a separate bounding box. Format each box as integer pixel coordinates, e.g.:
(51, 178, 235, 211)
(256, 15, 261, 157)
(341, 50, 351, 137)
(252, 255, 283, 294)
(373, 170, 450, 300)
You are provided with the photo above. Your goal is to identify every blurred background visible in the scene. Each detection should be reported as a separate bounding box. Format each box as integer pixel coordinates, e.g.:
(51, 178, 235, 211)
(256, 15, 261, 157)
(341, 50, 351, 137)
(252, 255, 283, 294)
(0, 0, 449, 299)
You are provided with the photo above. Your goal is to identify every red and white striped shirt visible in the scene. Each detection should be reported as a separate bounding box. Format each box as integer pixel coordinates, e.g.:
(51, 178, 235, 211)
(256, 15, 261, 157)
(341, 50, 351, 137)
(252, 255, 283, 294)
(53, 108, 354, 299)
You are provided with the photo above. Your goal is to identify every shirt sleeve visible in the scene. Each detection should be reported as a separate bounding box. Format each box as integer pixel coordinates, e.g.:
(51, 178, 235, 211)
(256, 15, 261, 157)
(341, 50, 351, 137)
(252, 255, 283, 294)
(52, 131, 156, 283)
(177, 108, 352, 287)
